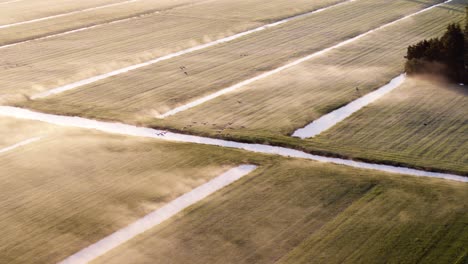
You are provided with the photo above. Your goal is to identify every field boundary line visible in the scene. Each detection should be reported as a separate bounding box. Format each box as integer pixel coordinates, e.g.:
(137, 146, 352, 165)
(58, 165, 258, 264)
(30, 0, 355, 99)
(0, 0, 23, 5)
(293, 74, 406, 138)
(0, 137, 41, 154)
(0, 0, 217, 49)
(0, 11, 162, 50)
(0, 0, 140, 29)
(0, 106, 465, 182)
(157, 0, 453, 118)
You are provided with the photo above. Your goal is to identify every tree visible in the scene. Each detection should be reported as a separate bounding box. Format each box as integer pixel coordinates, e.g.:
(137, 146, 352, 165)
(440, 23, 465, 81)
(405, 19, 467, 83)
(465, 7, 468, 72)
(405, 38, 446, 76)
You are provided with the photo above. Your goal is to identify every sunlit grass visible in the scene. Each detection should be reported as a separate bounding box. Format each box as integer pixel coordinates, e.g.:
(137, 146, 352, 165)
(95, 159, 468, 264)
(24, 0, 447, 116)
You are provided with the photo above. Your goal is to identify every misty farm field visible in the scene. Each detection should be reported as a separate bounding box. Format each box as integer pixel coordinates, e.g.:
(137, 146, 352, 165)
(0, 116, 55, 149)
(21, 0, 447, 113)
(154, 0, 466, 137)
(0, 0, 345, 102)
(28, 0, 465, 174)
(95, 159, 468, 264)
(0, 0, 209, 46)
(308, 78, 468, 175)
(0, 126, 270, 264)
(0, 0, 466, 263)
(0, 0, 125, 25)
(0, 0, 341, 47)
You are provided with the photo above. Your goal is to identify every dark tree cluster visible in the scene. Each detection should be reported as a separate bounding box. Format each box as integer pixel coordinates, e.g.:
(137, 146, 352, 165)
(405, 7, 468, 84)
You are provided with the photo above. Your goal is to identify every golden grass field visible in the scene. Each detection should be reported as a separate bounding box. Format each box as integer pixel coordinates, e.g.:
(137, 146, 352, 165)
(0, 0, 340, 46)
(0, 0, 466, 263)
(0, 116, 55, 149)
(95, 159, 468, 264)
(0, 0, 344, 102)
(0, 0, 125, 24)
(24, 0, 448, 115)
(308, 78, 468, 175)
(0, 0, 211, 46)
(0, 125, 272, 263)
(156, 0, 467, 135)
(24, 0, 466, 174)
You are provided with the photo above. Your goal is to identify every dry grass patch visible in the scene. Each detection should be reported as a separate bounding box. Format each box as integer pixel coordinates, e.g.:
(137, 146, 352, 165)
(0, 0, 209, 46)
(24, 0, 446, 114)
(167, 0, 344, 22)
(0, 0, 344, 101)
(0, 0, 125, 25)
(0, 116, 55, 149)
(141, 0, 465, 175)
(94, 160, 468, 264)
(308, 78, 468, 175)
(0, 126, 268, 264)
(156, 0, 466, 136)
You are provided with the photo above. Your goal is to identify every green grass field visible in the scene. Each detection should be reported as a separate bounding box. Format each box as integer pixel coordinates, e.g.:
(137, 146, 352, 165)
(24, 0, 447, 114)
(94, 159, 468, 264)
(0, 126, 272, 263)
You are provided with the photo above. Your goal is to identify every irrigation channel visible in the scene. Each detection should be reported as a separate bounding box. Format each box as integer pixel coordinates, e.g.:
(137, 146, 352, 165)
(0, 137, 41, 154)
(0, 106, 465, 182)
(58, 165, 257, 264)
(293, 74, 406, 138)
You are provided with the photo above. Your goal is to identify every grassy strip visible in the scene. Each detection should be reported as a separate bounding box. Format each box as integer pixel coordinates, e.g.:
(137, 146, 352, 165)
(95, 160, 468, 264)
(0, 0, 206, 46)
(0, 0, 343, 100)
(0, 0, 124, 24)
(0, 116, 54, 149)
(308, 78, 468, 176)
(25, 0, 445, 110)
(22, 1, 468, 175)
(0, 127, 271, 263)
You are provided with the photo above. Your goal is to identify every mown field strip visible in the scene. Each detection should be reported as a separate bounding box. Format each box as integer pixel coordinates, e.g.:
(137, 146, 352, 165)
(0, 0, 223, 47)
(29, 0, 354, 99)
(58, 165, 257, 264)
(0, 137, 41, 154)
(0, 0, 139, 29)
(95, 159, 468, 264)
(0, 10, 161, 50)
(157, 0, 452, 118)
(0, 0, 22, 5)
(293, 74, 406, 139)
(309, 78, 467, 176)
(0, 106, 465, 182)
(155, 0, 465, 176)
